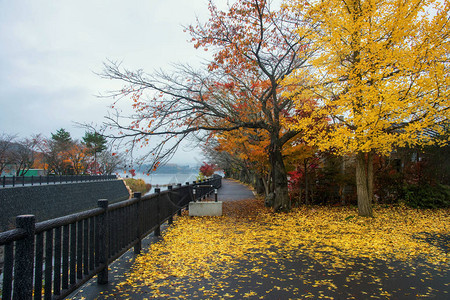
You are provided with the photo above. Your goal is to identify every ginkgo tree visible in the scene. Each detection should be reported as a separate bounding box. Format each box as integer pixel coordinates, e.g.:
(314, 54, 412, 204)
(284, 0, 450, 216)
(99, 0, 315, 211)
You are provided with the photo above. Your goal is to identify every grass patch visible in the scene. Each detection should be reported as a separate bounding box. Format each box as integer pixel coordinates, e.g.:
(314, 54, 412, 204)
(124, 178, 151, 194)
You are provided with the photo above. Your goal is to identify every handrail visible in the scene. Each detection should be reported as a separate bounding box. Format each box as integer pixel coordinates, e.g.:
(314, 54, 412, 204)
(0, 176, 222, 300)
(0, 174, 118, 188)
(0, 228, 27, 245)
(34, 208, 104, 234)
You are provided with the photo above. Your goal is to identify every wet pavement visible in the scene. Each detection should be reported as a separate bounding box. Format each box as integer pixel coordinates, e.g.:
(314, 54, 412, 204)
(68, 179, 255, 299)
(213, 179, 256, 201)
(68, 180, 449, 299)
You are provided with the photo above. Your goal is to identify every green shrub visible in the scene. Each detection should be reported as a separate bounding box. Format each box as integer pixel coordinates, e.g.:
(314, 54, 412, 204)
(124, 178, 151, 194)
(402, 184, 450, 209)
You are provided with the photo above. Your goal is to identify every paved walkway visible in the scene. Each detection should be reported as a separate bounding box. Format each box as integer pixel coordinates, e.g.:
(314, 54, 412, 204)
(69, 180, 449, 299)
(212, 178, 256, 201)
(68, 178, 255, 299)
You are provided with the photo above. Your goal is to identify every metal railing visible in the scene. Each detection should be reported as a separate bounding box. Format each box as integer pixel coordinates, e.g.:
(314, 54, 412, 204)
(0, 176, 222, 299)
(1, 175, 118, 188)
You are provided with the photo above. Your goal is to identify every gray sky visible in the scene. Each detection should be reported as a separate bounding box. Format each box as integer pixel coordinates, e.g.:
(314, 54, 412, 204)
(0, 0, 226, 165)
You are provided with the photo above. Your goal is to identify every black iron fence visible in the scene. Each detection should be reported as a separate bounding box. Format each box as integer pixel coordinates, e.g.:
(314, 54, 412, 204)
(0, 176, 222, 299)
(1, 175, 118, 188)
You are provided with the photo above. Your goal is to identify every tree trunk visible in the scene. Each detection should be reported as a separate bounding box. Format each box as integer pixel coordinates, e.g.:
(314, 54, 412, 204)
(340, 156, 346, 206)
(261, 176, 270, 197)
(304, 159, 309, 205)
(355, 152, 374, 217)
(270, 140, 291, 212)
(254, 175, 264, 195)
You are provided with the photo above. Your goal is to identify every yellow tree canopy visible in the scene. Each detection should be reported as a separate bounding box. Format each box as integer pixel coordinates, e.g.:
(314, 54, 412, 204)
(284, 0, 450, 155)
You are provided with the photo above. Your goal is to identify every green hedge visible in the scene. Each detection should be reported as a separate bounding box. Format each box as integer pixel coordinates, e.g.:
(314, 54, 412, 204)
(402, 184, 450, 209)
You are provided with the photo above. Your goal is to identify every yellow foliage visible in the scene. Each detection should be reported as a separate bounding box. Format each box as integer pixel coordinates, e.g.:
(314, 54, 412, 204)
(284, 0, 450, 155)
(216, 128, 316, 175)
(112, 199, 448, 298)
(216, 129, 271, 176)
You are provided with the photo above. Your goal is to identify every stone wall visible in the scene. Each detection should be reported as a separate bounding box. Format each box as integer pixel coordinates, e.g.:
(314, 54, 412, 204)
(0, 180, 130, 232)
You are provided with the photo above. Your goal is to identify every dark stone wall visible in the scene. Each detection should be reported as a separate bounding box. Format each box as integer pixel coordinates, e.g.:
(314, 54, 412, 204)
(0, 180, 130, 231)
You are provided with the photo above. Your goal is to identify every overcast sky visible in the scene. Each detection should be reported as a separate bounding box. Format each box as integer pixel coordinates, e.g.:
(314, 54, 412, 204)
(0, 0, 228, 165)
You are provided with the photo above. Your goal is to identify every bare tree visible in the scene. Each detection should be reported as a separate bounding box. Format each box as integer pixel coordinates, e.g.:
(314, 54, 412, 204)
(0, 133, 17, 175)
(98, 147, 125, 175)
(11, 137, 38, 176)
(98, 0, 314, 211)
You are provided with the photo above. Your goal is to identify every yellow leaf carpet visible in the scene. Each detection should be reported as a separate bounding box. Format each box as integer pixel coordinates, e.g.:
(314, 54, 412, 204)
(77, 198, 449, 299)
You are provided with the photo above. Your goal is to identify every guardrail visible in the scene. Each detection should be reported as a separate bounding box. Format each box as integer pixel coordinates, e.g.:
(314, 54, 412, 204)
(1, 175, 118, 188)
(0, 176, 222, 299)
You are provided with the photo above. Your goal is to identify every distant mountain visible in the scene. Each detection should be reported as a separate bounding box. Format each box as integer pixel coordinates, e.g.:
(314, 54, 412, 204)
(137, 163, 199, 174)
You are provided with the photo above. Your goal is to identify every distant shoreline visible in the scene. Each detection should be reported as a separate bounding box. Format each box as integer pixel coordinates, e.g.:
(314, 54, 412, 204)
(121, 173, 199, 194)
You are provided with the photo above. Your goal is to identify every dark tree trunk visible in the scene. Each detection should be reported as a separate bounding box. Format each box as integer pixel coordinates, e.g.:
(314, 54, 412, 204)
(340, 156, 346, 206)
(255, 175, 266, 195)
(304, 159, 309, 205)
(270, 137, 291, 212)
(355, 151, 374, 217)
(262, 176, 270, 196)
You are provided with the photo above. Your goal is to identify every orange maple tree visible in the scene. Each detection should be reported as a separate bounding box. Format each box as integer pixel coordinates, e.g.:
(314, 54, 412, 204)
(100, 0, 314, 211)
(215, 129, 272, 193)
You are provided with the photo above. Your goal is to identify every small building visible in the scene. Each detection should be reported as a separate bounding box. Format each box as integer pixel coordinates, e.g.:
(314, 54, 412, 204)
(0, 168, 45, 177)
(23, 169, 46, 176)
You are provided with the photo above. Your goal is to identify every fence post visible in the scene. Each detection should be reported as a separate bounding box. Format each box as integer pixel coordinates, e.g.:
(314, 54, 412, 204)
(13, 215, 35, 299)
(3, 242, 13, 300)
(154, 188, 161, 236)
(97, 199, 109, 284)
(168, 186, 173, 225)
(177, 184, 182, 216)
(134, 192, 142, 254)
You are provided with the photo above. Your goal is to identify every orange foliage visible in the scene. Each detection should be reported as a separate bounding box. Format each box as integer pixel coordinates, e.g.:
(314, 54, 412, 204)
(216, 129, 270, 177)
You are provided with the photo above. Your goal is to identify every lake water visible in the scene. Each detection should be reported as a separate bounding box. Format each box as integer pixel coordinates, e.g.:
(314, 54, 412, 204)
(130, 173, 199, 194)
